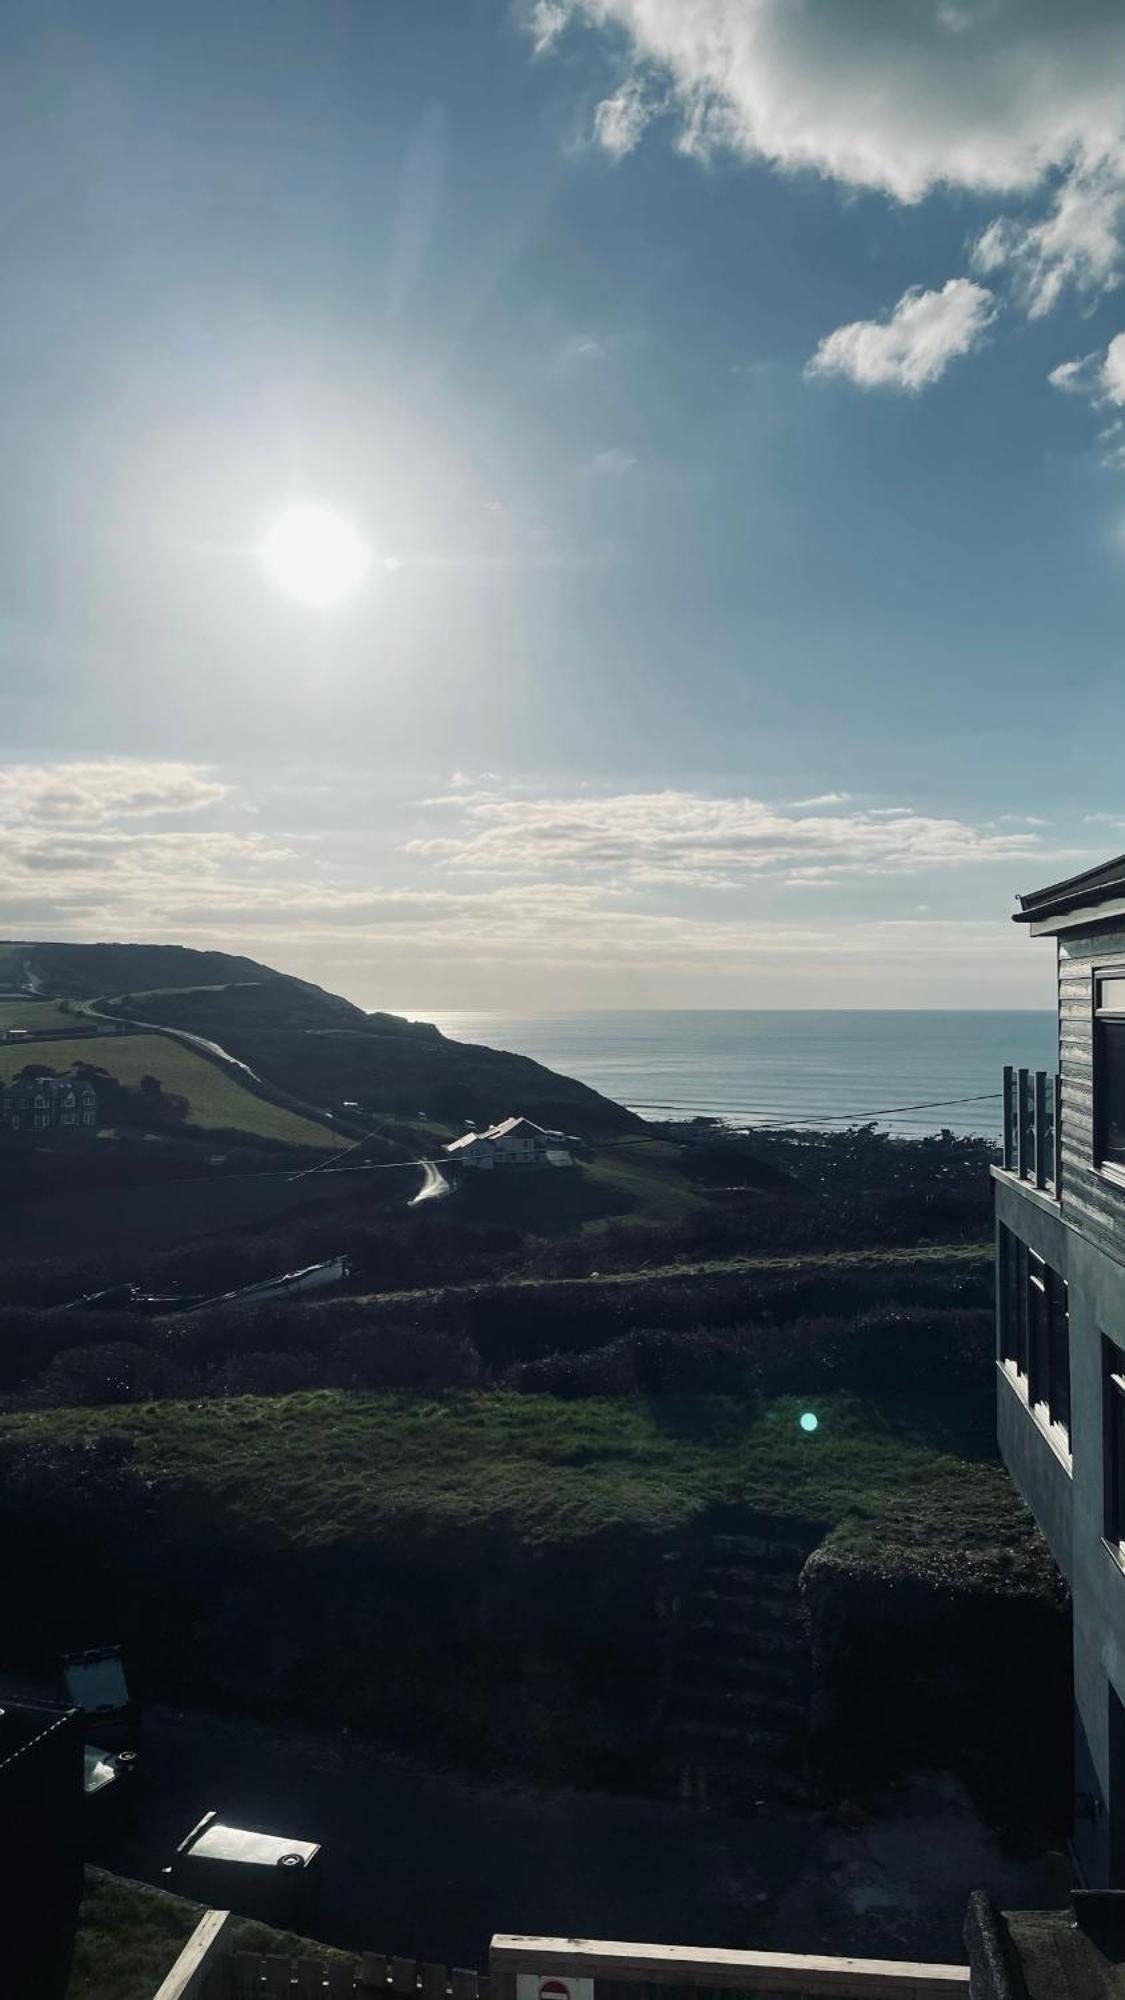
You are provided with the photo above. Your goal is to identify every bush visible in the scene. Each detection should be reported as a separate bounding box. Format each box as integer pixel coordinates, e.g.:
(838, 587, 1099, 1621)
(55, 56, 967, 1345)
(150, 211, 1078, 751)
(504, 1307, 993, 1401)
(40, 1341, 192, 1406)
(328, 1324, 479, 1392)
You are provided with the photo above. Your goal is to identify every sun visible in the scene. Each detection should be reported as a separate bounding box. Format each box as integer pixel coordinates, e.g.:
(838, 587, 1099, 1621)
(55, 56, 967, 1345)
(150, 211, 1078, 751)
(259, 503, 373, 607)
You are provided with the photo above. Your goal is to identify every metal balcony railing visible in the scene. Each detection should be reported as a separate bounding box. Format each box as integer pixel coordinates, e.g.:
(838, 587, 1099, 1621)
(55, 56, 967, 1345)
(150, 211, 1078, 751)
(1002, 1065, 1061, 1196)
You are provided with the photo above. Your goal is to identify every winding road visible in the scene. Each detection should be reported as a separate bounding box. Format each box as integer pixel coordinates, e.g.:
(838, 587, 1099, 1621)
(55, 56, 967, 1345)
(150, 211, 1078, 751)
(67, 993, 451, 1209)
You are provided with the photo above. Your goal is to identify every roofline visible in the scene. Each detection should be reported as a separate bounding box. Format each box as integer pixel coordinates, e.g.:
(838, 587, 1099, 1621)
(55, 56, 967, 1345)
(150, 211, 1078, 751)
(1014, 850, 1125, 926)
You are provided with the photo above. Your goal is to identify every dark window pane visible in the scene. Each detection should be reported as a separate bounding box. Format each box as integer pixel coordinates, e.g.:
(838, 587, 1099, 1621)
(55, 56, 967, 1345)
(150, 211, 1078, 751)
(1048, 1273, 1070, 1438)
(1099, 1020, 1125, 1166)
(1029, 1256, 1049, 1406)
(1000, 1227, 1019, 1365)
(1113, 1388, 1125, 1543)
(1015, 1239, 1029, 1375)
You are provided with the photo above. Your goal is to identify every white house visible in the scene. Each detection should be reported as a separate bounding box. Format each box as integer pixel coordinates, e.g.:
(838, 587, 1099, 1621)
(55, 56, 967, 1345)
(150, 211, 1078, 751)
(444, 1116, 569, 1172)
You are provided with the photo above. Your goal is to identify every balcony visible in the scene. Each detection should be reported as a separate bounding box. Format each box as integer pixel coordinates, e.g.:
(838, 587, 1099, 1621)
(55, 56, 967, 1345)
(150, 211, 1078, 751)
(1001, 1065, 1060, 1196)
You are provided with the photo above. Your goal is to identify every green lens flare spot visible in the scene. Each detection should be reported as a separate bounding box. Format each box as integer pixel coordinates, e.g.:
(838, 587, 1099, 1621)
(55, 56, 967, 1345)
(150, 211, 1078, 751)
(799, 1411, 819, 1433)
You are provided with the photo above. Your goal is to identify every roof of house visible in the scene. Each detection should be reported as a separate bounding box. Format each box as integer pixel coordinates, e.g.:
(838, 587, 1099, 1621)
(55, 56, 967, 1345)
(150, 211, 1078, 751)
(444, 1116, 548, 1155)
(1014, 851, 1125, 927)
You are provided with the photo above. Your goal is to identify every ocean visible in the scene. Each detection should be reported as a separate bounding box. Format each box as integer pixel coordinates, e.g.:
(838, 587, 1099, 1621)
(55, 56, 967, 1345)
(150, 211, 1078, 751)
(421, 1010, 1058, 1139)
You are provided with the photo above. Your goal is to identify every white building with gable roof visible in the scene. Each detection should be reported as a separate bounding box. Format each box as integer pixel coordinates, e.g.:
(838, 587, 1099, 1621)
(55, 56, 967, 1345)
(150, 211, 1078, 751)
(444, 1116, 570, 1172)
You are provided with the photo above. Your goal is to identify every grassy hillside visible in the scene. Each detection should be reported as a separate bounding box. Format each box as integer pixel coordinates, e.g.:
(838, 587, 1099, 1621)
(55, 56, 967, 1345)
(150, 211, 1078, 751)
(0, 1385, 1044, 1583)
(0, 1033, 343, 1150)
(1, 939, 639, 1138)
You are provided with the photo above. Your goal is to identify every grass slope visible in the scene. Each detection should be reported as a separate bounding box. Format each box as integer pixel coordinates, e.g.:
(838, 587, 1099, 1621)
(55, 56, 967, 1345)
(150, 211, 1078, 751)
(2, 939, 639, 1137)
(0, 1386, 1045, 1588)
(0, 1034, 342, 1150)
(68, 1868, 352, 2000)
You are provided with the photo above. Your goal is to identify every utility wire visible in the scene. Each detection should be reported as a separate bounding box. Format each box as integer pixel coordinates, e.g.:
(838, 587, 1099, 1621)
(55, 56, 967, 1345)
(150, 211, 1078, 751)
(624, 1088, 1003, 1126)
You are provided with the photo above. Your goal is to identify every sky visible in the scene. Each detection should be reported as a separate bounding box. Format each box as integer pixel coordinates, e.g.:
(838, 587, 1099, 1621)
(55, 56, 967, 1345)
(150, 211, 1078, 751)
(5, 1, 1125, 1010)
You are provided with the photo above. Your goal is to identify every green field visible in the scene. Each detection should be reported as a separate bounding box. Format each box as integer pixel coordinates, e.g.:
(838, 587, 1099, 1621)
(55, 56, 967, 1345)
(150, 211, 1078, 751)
(0, 995, 74, 1031)
(0, 1386, 1046, 1587)
(0, 1032, 344, 1150)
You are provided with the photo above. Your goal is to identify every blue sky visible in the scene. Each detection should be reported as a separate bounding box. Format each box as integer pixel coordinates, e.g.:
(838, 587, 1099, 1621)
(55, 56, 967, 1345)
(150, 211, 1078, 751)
(3, 0, 1125, 1008)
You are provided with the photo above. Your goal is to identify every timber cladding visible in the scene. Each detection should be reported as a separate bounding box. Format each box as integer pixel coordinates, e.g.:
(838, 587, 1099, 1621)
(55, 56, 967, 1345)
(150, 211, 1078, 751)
(1059, 925, 1125, 1256)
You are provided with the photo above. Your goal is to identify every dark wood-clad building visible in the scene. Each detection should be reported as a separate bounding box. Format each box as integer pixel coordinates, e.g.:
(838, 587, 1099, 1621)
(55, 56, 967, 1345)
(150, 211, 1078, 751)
(997, 852, 1125, 1886)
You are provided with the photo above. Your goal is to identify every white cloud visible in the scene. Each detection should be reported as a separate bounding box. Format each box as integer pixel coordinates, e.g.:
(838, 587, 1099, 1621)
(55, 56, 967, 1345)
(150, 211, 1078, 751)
(537, 5, 1125, 332)
(593, 78, 655, 157)
(405, 786, 1063, 887)
(534, 2, 1125, 203)
(807, 280, 996, 392)
(0, 760, 227, 826)
(1048, 331, 1125, 456)
(525, 0, 571, 54)
(972, 157, 1125, 315)
(790, 791, 851, 807)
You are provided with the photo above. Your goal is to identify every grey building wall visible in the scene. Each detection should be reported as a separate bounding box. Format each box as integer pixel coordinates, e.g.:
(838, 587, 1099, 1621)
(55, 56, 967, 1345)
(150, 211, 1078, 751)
(998, 1159, 1125, 1887)
(1059, 923, 1125, 1260)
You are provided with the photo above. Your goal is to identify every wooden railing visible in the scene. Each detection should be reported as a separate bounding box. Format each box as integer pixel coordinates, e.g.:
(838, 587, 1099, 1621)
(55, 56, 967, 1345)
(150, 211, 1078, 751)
(488, 1934, 970, 2000)
(1002, 1066, 1060, 1195)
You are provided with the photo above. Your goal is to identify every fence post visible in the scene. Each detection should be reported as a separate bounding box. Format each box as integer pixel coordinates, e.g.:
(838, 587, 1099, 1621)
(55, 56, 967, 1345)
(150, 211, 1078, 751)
(1002, 1066, 1014, 1170)
(1034, 1070, 1048, 1190)
(1016, 1068, 1030, 1180)
(152, 1911, 233, 2000)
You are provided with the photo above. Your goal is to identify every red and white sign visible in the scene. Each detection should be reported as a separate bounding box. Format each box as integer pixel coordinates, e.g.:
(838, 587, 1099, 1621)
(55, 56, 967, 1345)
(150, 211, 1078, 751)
(516, 1975, 594, 2000)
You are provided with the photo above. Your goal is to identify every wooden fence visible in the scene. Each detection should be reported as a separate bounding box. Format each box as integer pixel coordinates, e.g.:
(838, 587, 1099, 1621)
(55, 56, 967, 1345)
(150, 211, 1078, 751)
(156, 1920, 970, 2000)
(153, 1919, 493, 2000)
(223, 1953, 492, 1998)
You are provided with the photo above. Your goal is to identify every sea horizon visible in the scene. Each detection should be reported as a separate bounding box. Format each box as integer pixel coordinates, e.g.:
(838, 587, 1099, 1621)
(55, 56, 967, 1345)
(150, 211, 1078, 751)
(404, 1006, 1058, 1139)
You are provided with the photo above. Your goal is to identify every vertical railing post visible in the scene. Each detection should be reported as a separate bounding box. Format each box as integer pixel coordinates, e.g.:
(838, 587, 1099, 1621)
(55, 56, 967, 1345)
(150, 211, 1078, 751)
(1017, 1068, 1031, 1180)
(1054, 1072, 1063, 1197)
(1003, 1065, 1015, 1170)
(1035, 1070, 1048, 1190)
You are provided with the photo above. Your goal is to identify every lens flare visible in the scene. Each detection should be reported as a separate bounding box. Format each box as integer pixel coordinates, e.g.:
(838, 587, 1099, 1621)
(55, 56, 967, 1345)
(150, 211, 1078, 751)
(799, 1411, 819, 1433)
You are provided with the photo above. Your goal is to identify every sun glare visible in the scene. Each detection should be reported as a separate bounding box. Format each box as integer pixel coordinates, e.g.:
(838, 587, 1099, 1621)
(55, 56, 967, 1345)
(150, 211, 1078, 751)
(259, 503, 373, 607)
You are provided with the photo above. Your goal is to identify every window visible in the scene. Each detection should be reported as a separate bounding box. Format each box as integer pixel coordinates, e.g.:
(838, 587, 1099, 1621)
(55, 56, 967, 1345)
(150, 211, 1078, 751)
(1106, 1341, 1125, 1551)
(1048, 1269, 1071, 1439)
(999, 1225, 1070, 1444)
(1000, 1227, 1029, 1376)
(1096, 975, 1125, 1169)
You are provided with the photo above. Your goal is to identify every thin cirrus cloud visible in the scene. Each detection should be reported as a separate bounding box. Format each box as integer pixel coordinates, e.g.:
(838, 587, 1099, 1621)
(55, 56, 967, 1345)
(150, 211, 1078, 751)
(806, 280, 996, 392)
(529, 2, 1125, 389)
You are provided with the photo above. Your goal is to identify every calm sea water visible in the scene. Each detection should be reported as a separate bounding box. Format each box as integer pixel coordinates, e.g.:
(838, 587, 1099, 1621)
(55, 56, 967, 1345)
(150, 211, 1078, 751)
(420, 1010, 1058, 1138)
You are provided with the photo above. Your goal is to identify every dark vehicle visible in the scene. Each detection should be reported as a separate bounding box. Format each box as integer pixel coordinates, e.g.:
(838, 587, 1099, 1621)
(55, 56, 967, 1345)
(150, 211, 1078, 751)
(167, 1810, 323, 1924)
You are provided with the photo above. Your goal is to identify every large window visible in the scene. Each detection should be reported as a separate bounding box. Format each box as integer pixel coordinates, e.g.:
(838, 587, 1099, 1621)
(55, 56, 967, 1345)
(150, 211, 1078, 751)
(999, 1225, 1070, 1445)
(1105, 1341, 1125, 1551)
(1096, 975, 1125, 1170)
